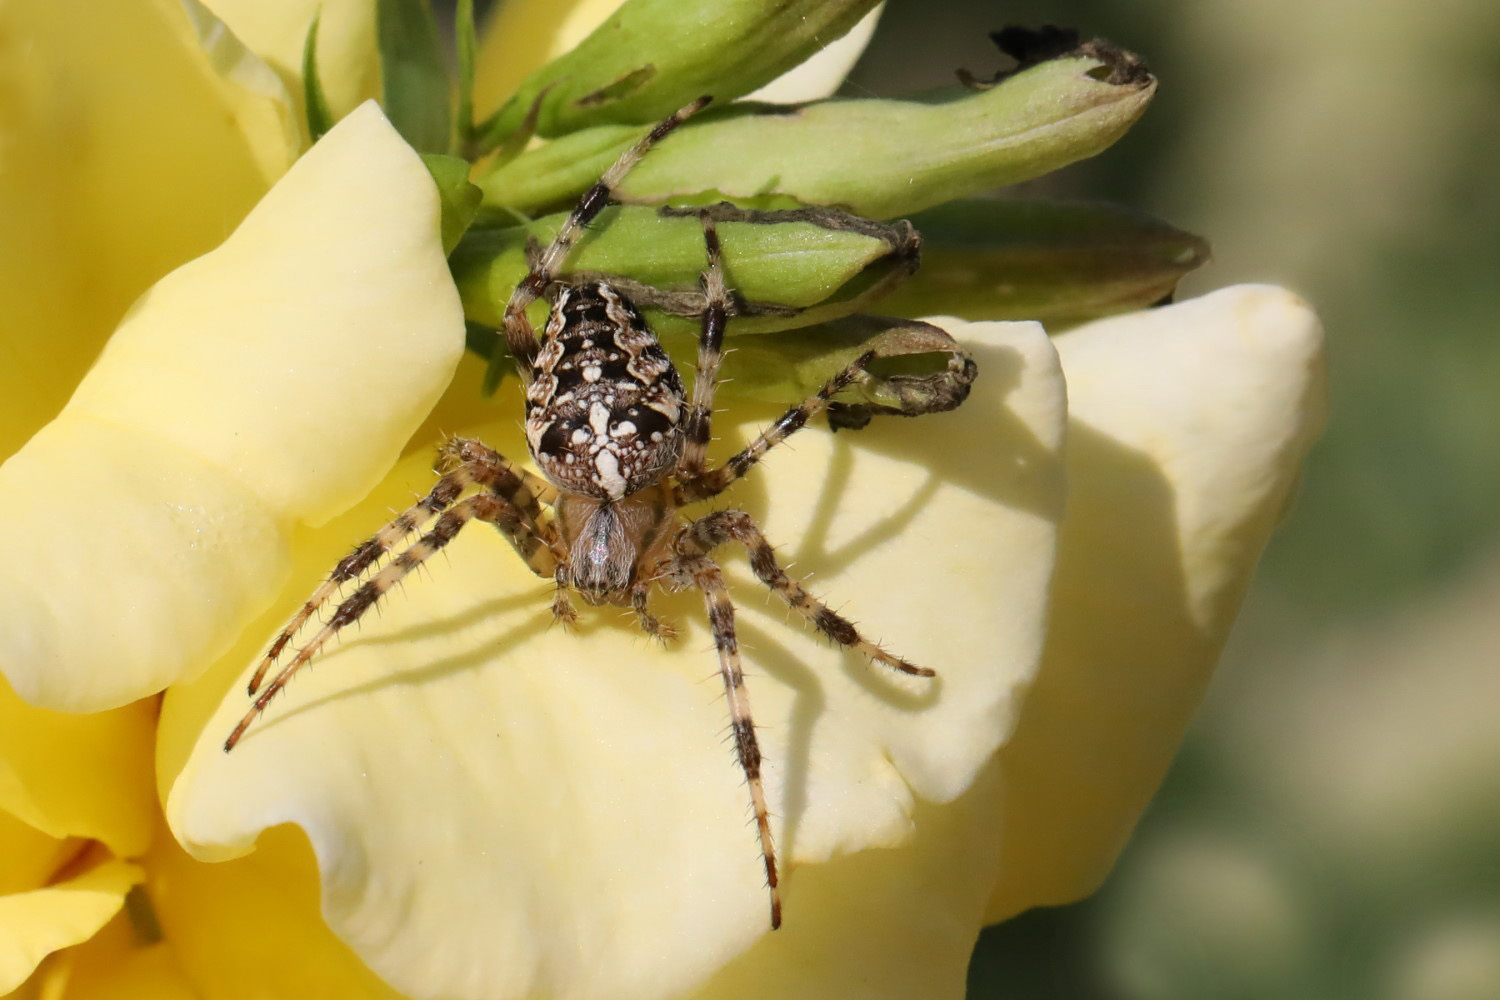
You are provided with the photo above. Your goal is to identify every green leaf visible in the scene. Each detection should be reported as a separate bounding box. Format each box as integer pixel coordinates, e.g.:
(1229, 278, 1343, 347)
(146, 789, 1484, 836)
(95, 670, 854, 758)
(455, 0, 477, 152)
(471, 0, 879, 152)
(450, 204, 918, 345)
(376, 0, 451, 154)
(878, 200, 1210, 325)
(301, 13, 334, 142)
(420, 154, 483, 256)
(480, 53, 1156, 221)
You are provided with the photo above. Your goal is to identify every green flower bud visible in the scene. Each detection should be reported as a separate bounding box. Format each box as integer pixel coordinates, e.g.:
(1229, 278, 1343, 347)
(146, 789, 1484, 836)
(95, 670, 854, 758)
(472, 0, 881, 151)
(880, 200, 1210, 325)
(451, 203, 918, 339)
(479, 50, 1155, 220)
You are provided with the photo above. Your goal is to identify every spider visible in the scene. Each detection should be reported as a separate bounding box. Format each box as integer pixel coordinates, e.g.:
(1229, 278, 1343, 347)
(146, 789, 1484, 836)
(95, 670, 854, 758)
(224, 96, 974, 930)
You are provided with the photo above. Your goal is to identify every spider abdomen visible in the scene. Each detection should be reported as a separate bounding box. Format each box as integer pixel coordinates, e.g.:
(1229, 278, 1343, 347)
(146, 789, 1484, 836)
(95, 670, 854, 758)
(525, 282, 685, 501)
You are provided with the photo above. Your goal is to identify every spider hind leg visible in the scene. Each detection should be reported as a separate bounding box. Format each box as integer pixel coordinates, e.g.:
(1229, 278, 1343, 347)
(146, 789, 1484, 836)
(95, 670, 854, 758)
(680, 509, 934, 678)
(675, 551, 782, 929)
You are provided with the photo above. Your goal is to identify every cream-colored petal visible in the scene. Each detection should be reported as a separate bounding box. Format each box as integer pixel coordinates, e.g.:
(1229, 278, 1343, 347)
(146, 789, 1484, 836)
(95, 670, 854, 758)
(0, 103, 464, 712)
(0, 677, 155, 858)
(164, 324, 1066, 1000)
(743, 4, 882, 104)
(986, 284, 1327, 921)
(680, 750, 1007, 1000)
(0, 0, 296, 462)
(0, 860, 142, 995)
(203, 0, 380, 122)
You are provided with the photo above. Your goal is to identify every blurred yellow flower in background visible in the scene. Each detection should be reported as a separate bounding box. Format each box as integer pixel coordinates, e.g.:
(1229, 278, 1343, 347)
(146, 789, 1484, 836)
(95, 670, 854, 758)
(0, 2, 1326, 998)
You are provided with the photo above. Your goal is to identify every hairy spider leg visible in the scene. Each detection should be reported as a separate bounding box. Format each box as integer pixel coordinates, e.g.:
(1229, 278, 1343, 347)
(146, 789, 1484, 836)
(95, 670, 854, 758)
(226, 491, 526, 751)
(680, 509, 934, 677)
(678, 211, 731, 482)
(674, 552, 781, 930)
(246, 441, 553, 697)
(436, 437, 565, 574)
(629, 578, 678, 643)
(500, 95, 713, 383)
(677, 350, 880, 504)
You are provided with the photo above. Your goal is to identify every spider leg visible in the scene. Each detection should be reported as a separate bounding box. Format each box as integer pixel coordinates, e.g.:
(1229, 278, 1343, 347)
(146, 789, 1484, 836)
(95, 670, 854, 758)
(677, 350, 878, 504)
(677, 210, 731, 482)
(500, 95, 712, 384)
(551, 566, 579, 629)
(436, 437, 565, 579)
(680, 509, 934, 678)
(226, 492, 517, 751)
(247, 439, 557, 696)
(675, 552, 781, 930)
(630, 579, 678, 644)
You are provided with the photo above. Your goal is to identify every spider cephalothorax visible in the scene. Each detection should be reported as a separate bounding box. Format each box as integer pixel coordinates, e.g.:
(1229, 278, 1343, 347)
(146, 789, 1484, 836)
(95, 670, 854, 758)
(226, 96, 977, 930)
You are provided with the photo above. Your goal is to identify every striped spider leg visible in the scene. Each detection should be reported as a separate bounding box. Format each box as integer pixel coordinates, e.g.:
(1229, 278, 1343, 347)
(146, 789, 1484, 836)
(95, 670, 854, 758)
(650, 213, 936, 929)
(226, 94, 961, 931)
(224, 439, 559, 752)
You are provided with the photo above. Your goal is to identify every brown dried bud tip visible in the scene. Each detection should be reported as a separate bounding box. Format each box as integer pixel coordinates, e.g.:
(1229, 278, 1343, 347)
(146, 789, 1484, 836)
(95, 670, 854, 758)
(957, 25, 1153, 90)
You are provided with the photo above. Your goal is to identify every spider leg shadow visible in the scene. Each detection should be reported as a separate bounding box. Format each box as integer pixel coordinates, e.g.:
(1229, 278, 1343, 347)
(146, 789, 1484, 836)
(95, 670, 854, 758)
(242, 587, 559, 742)
(729, 592, 942, 866)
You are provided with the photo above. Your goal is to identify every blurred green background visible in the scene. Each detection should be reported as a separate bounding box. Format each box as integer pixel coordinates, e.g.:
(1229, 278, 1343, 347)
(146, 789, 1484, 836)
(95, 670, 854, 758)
(842, 1, 1500, 997)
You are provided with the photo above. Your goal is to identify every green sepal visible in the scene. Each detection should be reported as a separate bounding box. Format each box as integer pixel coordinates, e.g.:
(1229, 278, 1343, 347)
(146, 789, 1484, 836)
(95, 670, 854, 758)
(301, 13, 334, 142)
(480, 53, 1155, 221)
(450, 204, 918, 340)
(470, 0, 879, 153)
(377, 0, 451, 154)
(421, 154, 483, 256)
(877, 200, 1210, 326)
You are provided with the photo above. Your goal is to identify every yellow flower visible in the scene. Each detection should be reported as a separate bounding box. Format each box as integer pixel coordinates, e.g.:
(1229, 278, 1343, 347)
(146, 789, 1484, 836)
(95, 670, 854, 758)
(0, 2, 1327, 997)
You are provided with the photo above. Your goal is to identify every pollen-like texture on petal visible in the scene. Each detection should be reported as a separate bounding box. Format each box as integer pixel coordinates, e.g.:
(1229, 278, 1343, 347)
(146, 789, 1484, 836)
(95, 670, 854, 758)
(985, 284, 1327, 921)
(163, 322, 1065, 1000)
(0, 103, 464, 712)
(0, 858, 143, 994)
(0, 0, 295, 463)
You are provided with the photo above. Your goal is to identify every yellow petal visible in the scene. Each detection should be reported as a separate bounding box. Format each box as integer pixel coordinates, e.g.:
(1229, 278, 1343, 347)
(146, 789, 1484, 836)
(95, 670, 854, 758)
(0, 102, 464, 711)
(143, 824, 404, 1000)
(985, 285, 1327, 920)
(203, 0, 380, 122)
(164, 323, 1066, 1000)
(18, 911, 198, 1000)
(0, 676, 155, 858)
(472, 0, 623, 118)
(0, 810, 72, 900)
(0, 860, 142, 995)
(0, 0, 296, 461)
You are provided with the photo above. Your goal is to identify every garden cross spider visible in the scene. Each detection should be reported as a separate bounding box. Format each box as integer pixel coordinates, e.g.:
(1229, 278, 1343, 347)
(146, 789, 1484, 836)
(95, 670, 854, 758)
(224, 96, 975, 930)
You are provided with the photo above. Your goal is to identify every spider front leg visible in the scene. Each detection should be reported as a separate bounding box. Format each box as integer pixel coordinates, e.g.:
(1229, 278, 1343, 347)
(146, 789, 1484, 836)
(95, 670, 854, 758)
(677, 210, 732, 483)
(680, 510, 933, 678)
(499, 96, 711, 384)
(227, 482, 543, 751)
(672, 551, 782, 929)
(246, 439, 552, 696)
(676, 350, 878, 504)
